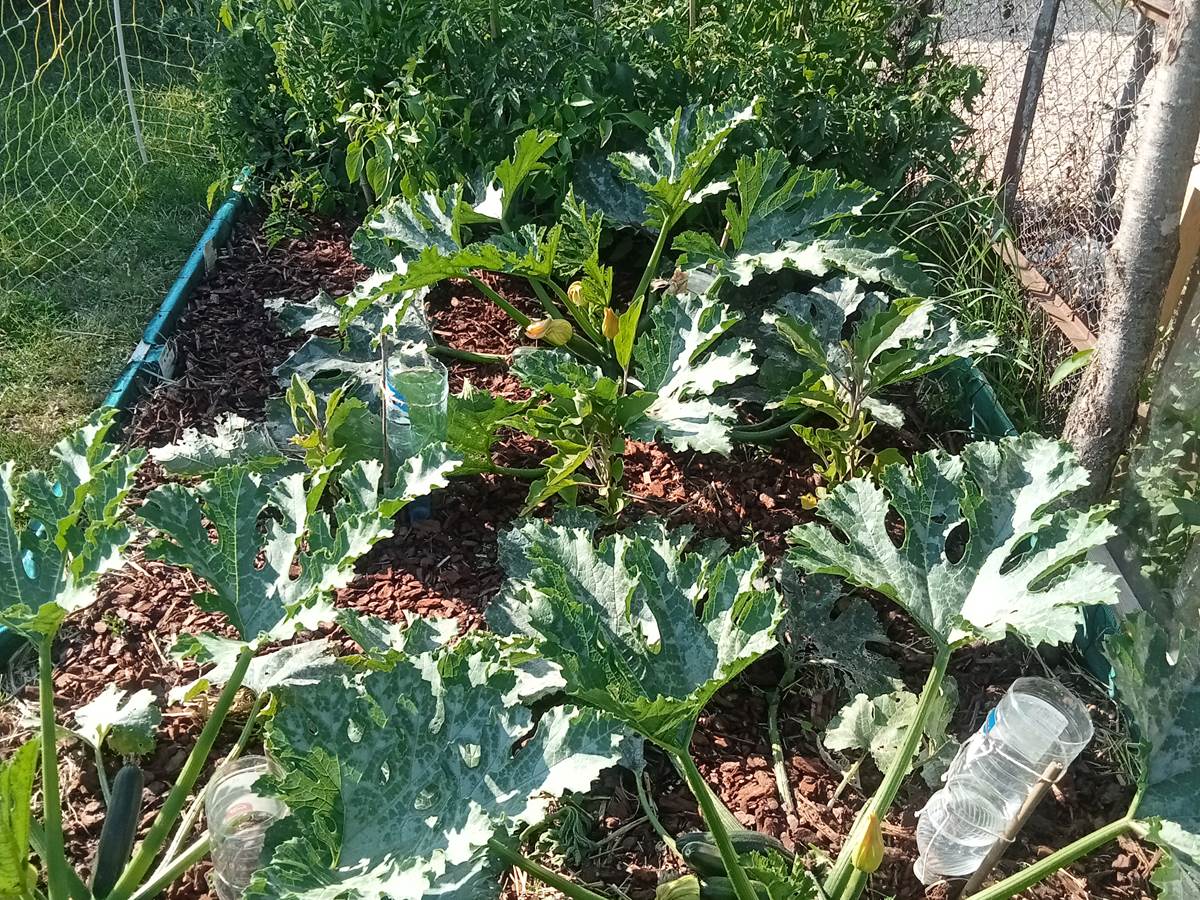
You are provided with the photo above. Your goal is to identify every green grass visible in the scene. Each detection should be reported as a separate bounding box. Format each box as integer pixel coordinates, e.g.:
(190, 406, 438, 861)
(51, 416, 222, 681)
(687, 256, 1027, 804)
(0, 84, 213, 468)
(882, 184, 1055, 433)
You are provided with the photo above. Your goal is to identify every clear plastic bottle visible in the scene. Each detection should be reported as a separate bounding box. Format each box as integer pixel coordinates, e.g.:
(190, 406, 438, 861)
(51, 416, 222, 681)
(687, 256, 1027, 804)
(205, 756, 286, 900)
(385, 344, 449, 459)
(913, 677, 1093, 885)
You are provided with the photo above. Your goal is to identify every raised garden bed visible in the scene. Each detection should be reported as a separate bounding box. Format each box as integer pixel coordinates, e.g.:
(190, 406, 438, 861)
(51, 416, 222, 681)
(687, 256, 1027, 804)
(4, 111, 1184, 900)
(0, 215, 1154, 900)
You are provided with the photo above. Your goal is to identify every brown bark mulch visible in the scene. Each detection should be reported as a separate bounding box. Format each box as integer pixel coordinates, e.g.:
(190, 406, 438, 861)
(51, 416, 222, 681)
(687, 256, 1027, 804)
(0, 217, 1154, 900)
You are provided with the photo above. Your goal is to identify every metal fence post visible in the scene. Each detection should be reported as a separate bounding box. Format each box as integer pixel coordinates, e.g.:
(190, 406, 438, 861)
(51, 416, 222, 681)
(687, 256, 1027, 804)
(999, 0, 1063, 222)
(1092, 13, 1157, 232)
(111, 0, 149, 164)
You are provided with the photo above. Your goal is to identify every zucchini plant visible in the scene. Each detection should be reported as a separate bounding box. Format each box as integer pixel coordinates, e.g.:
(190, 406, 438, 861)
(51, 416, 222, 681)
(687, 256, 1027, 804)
(487, 510, 808, 900)
(0, 412, 144, 900)
(787, 434, 1120, 899)
(759, 276, 995, 484)
(0, 417, 462, 900)
(337, 104, 964, 513)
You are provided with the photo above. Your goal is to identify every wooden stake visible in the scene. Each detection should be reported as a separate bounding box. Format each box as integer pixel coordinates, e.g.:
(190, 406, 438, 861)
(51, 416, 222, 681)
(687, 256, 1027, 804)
(1000, 0, 1063, 221)
(959, 762, 1065, 896)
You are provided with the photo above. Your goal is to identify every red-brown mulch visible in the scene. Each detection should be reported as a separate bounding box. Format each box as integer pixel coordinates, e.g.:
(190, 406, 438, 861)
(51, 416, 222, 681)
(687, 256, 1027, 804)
(1, 216, 1154, 900)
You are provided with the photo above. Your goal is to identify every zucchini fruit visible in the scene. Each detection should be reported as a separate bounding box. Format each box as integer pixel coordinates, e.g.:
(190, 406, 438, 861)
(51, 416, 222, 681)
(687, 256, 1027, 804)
(695, 876, 772, 900)
(90, 763, 145, 898)
(677, 830, 794, 878)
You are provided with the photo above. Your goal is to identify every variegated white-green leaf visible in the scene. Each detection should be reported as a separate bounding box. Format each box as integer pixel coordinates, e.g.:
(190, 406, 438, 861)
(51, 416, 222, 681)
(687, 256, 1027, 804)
(490, 510, 782, 752)
(169, 635, 338, 704)
(779, 569, 897, 696)
(1109, 612, 1200, 895)
(73, 684, 161, 757)
(141, 451, 458, 642)
(788, 435, 1118, 647)
(609, 102, 756, 233)
(0, 411, 144, 641)
(628, 290, 756, 454)
(248, 636, 629, 900)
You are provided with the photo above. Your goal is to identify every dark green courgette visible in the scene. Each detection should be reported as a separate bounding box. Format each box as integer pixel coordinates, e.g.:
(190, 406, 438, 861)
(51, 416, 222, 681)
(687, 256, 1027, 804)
(677, 831, 794, 877)
(91, 763, 145, 898)
(697, 876, 772, 900)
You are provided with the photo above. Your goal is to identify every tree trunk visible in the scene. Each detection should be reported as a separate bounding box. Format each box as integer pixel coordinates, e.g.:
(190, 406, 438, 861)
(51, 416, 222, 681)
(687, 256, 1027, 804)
(1062, 0, 1200, 500)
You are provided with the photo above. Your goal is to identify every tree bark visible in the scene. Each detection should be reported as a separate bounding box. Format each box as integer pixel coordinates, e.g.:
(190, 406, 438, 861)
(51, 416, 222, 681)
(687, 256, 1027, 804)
(1062, 0, 1200, 501)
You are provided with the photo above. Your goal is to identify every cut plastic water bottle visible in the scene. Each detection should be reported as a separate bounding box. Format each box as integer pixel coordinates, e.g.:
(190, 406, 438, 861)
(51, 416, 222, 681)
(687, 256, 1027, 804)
(206, 756, 286, 900)
(385, 345, 449, 458)
(914, 677, 1093, 885)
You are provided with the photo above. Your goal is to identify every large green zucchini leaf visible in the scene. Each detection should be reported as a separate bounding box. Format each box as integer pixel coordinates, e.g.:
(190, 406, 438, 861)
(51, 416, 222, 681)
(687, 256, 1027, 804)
(788, 435, 1118, 647)
(1109, 613, 1200, 899)
(0, 411, 143, 640)
(249, 634, 630, 900)
(490, 510, 782, 752)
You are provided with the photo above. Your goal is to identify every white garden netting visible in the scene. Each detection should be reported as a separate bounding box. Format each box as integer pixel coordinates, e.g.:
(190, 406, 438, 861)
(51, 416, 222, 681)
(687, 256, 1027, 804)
(0, 0, 217, 282)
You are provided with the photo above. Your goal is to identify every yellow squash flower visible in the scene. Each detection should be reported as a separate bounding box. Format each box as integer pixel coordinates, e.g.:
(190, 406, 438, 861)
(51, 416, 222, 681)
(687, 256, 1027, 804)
(603, 307, 620, 339)
(852, 812, 885, 873)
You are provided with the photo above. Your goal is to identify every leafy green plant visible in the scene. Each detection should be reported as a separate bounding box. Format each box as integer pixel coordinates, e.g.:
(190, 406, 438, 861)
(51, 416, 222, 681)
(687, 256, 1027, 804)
(787, 434, 1118, 899)
(341, 105, 768, 511)
(0, 415, 462, 900)
(248, 625, 632, 900)
(760, 276, 995, 483)
(343, 104, 972, 512)
(207, 0, 979, 217)
(489, 510, 792, 900)
(0, 412, 144, 900)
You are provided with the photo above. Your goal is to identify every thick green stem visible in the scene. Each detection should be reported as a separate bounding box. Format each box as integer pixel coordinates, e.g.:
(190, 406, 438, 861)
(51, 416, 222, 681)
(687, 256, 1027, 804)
(961, 817, 1133, 900)
(128, 834, 211, 900)
(475, 275, 602, 364)
(28, 822, 88, 900)
(528, 280, 607, 361)
(37, 641, 74, 900)
(93, 739, 112, 806)
(631, 225, 673, 311)
(106, 646, 254, 900)
(161, 691, 267, 865)
(486, 837, 610, 900)
(527, 279, 565, 319)
(429, 344, 509, 365)
(678, 752, 759, 900)
(533, 278, 606, 348)
(825, 643, 953, 899)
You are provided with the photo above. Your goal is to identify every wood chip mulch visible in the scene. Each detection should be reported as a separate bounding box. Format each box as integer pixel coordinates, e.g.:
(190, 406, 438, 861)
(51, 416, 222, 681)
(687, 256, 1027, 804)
(0, 216, 1156, 900)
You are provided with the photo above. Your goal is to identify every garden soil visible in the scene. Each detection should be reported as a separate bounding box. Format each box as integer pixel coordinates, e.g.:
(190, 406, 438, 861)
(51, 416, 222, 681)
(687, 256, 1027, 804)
(0, 219, 1157, 900)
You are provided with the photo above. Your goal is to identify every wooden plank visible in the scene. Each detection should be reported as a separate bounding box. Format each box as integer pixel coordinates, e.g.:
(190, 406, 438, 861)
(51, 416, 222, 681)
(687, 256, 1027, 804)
(1134, 0, 1174, 25)
(994, 238, 1098, 350)
(1158, 163, 1200, 331)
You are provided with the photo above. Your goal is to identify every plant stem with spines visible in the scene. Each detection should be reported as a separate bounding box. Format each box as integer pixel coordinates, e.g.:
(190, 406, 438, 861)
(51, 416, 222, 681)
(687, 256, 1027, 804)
(37, 640, 78, 900)
(631, 225, 673, 312)
(961, 817, 1133, 900)
(678, 751, 759, 900)
(106, 646, 254, 900)
(825, 643, 953, 900)
(127, 834, 211, 900)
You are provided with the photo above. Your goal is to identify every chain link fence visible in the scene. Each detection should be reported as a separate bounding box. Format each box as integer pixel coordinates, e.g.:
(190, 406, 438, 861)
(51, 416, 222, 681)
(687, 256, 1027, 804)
(939, 0, 1200, 629)
(940, 0, 1160, 326)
